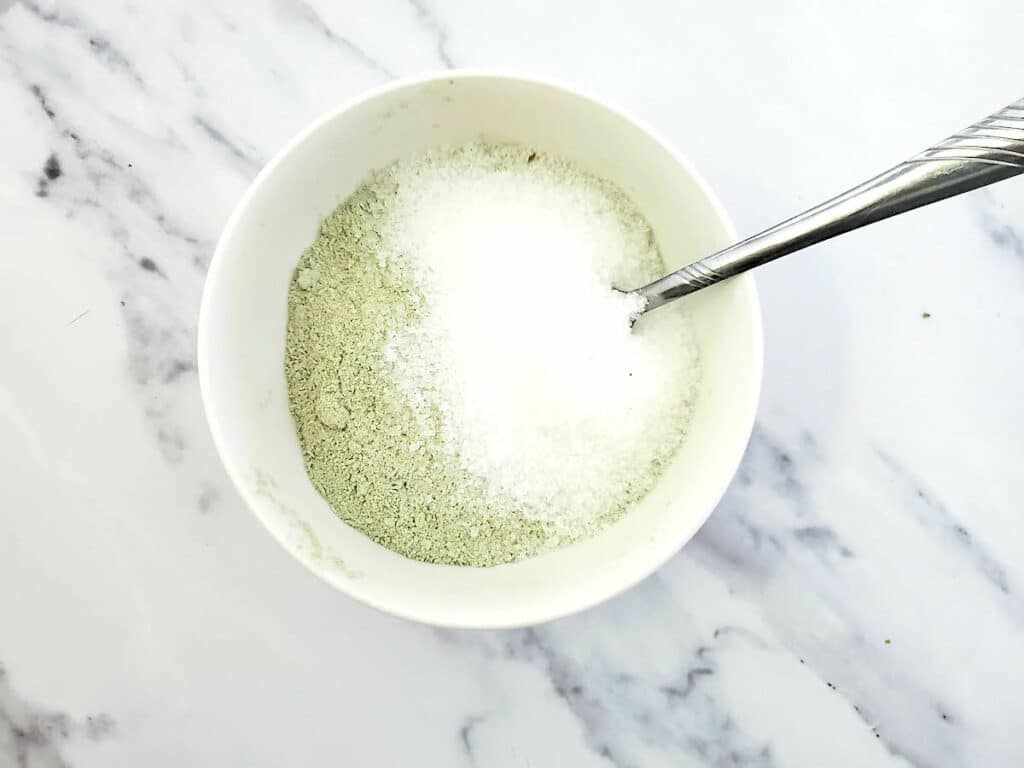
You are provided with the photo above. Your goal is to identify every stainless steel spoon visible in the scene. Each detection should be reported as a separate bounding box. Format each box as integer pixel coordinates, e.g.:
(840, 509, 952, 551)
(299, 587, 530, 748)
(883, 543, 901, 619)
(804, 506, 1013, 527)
(629, 97, 1024, 318)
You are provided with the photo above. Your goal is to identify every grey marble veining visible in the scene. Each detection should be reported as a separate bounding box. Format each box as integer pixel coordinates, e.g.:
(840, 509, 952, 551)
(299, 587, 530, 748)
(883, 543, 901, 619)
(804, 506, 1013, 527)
(1, 0, 1023, 766)
(0, 665, 115, 767)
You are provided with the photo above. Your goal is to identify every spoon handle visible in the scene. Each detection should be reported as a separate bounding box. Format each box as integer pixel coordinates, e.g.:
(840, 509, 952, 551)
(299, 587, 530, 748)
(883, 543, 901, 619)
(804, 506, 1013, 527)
(637, 97, 1024, 312)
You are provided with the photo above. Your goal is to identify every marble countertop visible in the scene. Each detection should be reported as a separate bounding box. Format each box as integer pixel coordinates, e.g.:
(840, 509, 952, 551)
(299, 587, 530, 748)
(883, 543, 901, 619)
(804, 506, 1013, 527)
(2, 1, 1023, 765)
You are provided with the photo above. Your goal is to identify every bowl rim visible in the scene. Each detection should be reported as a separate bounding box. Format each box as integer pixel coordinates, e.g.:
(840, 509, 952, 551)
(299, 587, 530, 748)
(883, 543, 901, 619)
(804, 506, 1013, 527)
(198, 69, 764, 628)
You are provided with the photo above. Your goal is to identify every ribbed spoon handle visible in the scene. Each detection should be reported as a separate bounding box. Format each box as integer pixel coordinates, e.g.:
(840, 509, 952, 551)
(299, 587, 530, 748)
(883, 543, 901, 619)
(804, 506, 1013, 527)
(636, 98, 1024, 313)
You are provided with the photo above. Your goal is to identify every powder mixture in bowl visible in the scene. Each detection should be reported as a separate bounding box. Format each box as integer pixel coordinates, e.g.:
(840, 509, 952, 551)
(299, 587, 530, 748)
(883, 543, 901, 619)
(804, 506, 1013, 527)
(285, 142, 700, 566)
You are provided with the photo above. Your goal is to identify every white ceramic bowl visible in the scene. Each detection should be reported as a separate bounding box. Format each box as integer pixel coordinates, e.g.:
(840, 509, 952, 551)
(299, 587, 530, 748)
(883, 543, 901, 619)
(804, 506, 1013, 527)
(199, 72, 762, 628)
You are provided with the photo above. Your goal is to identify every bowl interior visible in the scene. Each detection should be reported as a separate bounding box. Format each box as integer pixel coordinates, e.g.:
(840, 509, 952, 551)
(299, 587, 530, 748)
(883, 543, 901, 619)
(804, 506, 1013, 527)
(199, 74, 762, 628)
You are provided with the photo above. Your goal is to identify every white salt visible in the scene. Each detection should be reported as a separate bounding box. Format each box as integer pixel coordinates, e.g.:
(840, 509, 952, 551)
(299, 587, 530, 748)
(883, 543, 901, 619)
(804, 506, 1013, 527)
(379, 143, 699, 531)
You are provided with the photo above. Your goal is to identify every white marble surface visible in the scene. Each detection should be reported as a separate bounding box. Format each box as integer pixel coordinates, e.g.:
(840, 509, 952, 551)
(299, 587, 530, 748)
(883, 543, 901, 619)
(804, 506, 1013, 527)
(2, 0, 1023, 765)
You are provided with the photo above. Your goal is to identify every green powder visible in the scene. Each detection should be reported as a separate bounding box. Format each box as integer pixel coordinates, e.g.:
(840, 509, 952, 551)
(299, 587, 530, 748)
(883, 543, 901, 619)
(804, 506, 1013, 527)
(286, 181, 559, 566)
(285, 143, 697, 567)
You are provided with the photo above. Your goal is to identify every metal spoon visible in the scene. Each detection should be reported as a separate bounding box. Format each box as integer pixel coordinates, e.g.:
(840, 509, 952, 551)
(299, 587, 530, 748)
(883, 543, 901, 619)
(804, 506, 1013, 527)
(629, 97, 1024, 318)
